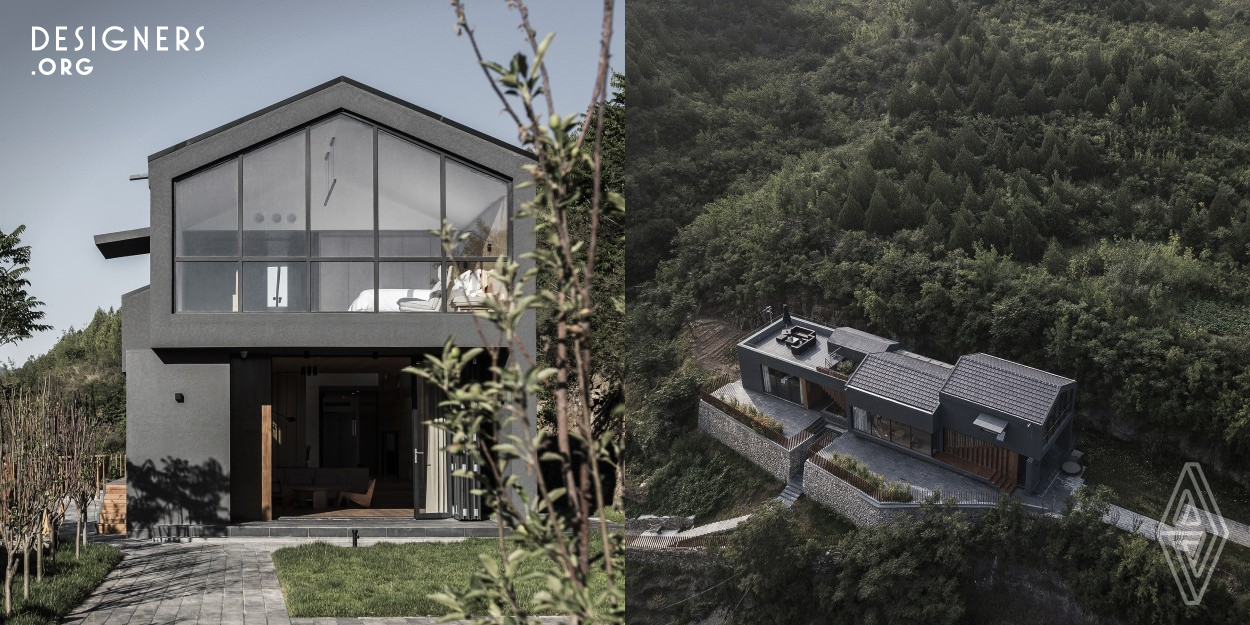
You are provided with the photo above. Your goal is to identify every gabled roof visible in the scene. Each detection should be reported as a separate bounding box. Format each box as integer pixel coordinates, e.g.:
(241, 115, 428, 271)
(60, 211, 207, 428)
(846, 351, 953, 413)
(829, 327, 898, 355)
(941, 353, 1075, 424)
(149, 76, 535, 162)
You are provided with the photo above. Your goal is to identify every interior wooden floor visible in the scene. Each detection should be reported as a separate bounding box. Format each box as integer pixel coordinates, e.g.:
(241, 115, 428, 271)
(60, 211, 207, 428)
(273, 506, 416, 519)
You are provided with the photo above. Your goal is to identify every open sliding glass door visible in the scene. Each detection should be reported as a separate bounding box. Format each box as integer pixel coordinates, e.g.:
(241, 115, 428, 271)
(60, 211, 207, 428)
(412, 374, 483, 520)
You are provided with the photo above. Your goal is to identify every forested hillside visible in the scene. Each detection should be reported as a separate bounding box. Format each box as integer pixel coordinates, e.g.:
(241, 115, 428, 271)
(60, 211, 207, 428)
(1, 308, 125, 452)
(628, 0, 1250, 475)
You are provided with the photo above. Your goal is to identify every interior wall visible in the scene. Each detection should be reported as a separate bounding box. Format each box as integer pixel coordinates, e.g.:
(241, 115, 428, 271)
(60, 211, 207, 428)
(272, 372, 306, 468)
(303, 373, 378, 467)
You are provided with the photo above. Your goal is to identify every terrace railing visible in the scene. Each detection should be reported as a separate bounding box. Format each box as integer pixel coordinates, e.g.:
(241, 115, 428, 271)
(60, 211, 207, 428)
(699, 390, 825, 450)
(806, 446, 914, 503)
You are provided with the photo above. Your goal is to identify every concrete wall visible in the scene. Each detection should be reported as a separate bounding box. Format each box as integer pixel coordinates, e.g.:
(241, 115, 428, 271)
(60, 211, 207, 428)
(697, 400, 811, 481)
(126, 348, 232, 536)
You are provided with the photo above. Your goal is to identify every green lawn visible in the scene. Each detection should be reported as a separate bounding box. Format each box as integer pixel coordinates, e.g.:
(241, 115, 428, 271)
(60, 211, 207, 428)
(272, 538, 612, 617)
(5, 543, 122, 625)
(1078, 426, 1250, 525)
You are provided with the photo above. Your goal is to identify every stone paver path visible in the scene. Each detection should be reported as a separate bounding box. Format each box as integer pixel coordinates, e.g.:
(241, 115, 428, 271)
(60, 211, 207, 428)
(713, 381, 822, 437)
(676, 514, 751, 538)
(62, 537, 566, 624)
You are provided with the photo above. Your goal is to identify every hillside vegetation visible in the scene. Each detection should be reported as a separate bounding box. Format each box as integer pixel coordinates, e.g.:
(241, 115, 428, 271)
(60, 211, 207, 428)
(628, 0, 1250, 483)
(1, 308, 125, 452)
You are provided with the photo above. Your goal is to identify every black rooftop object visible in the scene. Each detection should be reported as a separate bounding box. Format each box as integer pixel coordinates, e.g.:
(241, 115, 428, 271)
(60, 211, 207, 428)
(776, 325, 817, 353)
(781, 304, 793, 327)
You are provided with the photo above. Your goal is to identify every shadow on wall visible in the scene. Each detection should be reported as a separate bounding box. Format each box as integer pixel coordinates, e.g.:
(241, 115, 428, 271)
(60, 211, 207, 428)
(127, 457, 229, 532)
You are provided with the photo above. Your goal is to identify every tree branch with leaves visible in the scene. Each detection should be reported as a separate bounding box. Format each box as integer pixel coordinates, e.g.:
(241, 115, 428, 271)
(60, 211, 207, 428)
(403, 2, 622, 623)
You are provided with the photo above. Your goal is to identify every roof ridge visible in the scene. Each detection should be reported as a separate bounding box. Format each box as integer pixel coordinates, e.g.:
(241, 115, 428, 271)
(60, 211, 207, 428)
(967, 352, 1073, 386)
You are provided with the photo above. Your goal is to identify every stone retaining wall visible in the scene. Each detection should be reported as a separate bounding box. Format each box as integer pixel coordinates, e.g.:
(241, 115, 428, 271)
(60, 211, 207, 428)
(698, 400, 813, 481)
(802, 460, 998, 528)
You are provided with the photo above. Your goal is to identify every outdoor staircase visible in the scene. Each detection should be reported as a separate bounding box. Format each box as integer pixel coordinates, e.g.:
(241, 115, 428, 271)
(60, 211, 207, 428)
(97, 479, 126, 535)
(776, 473, 804, 507)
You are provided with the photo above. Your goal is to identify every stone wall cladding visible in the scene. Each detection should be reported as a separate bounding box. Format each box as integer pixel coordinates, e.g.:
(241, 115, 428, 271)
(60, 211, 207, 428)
(698, 400, 809, 481)
(802, 460, 1001, 528)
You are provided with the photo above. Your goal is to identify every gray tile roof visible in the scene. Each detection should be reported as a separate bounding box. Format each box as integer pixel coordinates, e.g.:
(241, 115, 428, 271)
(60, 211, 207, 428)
(941, 353, 1075, 424)
(829, 327, 898, 355)
(846, 351, 953, 413)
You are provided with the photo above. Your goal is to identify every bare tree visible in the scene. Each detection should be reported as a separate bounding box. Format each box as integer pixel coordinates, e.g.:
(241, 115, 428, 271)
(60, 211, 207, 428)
(0, 385, 55, 614)
(406, 2, 622, 624)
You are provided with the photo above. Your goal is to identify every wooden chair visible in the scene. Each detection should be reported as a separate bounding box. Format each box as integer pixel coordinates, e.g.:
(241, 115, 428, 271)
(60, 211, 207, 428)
(337, 479, 377, 508)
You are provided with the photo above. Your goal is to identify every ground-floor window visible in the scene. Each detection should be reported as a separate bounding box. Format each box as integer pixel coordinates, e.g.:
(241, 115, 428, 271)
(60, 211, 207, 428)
(761, 365, 803, 405)
(855, 409, 932, 455)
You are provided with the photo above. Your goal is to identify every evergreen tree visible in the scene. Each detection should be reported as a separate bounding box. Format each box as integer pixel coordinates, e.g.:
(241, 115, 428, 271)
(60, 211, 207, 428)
(923, 214, 947, 245)
(1189, 8, 1210, 31)
(898, 192, 926, 229)
(1010, 144, 1038, 173)
(1055, 88, 1078, 113)
(1210, 185, 1236, 228)
(994, 92, 1023, 116)
(1211, 90, 1237, 128)
(1010, 210, 1044, 261)
(848, 158, 877, 206)
(1084, 85, 1107, 115)
(1067, 134, 1098, 179)
(1042, 151, 1065, 180)
(839, 195, 865, 230)
(953, 147, 980, 185)
(970, 83, 994, 114)
(955, 123, 985, 154)
(938, 83, 961, 112)
(865, 190, 895, 235)
(1042, 237, 1066, 275)
(980, 214, 1008, 250)
(948, 211, 976, 251)
(927, 167, 957, 205)
(1185, 94, 1209, 126)
(1022, 84, 1048, 115)
(888, 82, 914, 118)
(866, 136, 899, 170)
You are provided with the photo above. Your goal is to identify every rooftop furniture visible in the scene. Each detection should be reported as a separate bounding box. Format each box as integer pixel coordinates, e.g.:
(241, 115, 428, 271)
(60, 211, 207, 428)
(776, 325, 818, 353)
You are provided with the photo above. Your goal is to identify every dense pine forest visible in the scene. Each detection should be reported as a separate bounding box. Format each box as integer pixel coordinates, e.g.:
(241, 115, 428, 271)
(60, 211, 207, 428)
(629, 0, 1250, 474)
(626, 0, 1250, 622)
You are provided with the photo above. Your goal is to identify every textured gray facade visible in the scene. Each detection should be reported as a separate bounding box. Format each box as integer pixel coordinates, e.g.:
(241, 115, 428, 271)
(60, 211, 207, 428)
(101, 78, 539, 530)
(737, 315, 1077, 494)
(125, 349, 232, 536)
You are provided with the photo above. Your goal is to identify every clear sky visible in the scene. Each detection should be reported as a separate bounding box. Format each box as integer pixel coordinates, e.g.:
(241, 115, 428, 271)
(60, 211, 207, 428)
(0, 0, 623, 366)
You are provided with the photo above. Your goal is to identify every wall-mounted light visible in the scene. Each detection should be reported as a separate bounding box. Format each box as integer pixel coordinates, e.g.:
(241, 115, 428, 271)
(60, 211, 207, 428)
(174, 392, 185, 403)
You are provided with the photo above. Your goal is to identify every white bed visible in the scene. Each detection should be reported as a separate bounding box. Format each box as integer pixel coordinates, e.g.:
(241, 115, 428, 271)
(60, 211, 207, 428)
(348, 288, 441, 312)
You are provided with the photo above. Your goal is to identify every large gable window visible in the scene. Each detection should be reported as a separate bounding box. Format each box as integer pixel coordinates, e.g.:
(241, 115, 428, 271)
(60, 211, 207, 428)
(173, 113, 511, 313)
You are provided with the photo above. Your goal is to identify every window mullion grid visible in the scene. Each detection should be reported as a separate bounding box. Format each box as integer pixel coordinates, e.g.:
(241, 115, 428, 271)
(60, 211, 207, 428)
(440, 154, 447, 313)
(374, 124, 380, 314)
(306, 128, 312, 313)
(236, 156, 243, 313)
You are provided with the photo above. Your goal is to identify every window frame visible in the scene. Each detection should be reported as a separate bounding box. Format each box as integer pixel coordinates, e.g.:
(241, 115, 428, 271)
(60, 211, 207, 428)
(171, 111, 514, 314)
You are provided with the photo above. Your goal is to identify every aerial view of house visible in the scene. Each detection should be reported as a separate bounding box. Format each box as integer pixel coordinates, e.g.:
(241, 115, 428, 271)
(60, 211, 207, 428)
(92, 77, 537, 535)
(737, 311, 1075, 494)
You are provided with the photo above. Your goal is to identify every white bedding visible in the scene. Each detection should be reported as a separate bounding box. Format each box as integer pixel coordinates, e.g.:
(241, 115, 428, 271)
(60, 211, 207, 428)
(348, 288, 438, 312)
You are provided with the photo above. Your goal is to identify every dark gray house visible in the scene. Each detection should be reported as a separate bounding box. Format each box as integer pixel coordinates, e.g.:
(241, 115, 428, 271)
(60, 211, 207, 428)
(94, 78, 536, 534)
(737, 315, 1075, 493)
